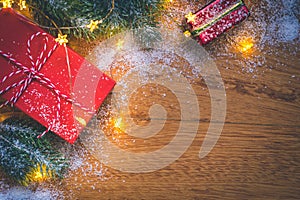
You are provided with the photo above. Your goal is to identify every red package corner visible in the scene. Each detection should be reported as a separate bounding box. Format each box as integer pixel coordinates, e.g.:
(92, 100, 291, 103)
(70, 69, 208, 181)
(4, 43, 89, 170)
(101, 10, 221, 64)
(185, 0, 250, 45)
(0, 8, 116, 144)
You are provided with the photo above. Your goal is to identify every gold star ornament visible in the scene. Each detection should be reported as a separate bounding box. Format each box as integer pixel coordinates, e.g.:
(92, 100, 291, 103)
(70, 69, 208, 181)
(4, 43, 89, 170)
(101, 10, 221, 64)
(184, 30, 191, 37)
(55, 34, 68, 45)
(116, 39, 124, 50)
(1, 0, 13, 8)
(86, 20, 102, 33)
(185, 12, 197, 23)
(18, 0, 26, 10)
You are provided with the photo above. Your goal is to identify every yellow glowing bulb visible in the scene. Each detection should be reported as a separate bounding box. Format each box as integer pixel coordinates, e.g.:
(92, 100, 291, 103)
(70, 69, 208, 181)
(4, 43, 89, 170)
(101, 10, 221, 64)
(184, 30, 191, 37)
(108, 116, 125, 133)
(0, 112, 13, 123)
(238, 38, 254, 53)
(185, 12, 197, 23)
(22, 164, 52, 186)
(75, 116, 87, 126)
(114, 117, 123, 129)
(86, 20, 101, 33)
(18, 0, 26, 10)
(55, 34, 68, 45)
(116, 39, 124, 50)
(2, 0, 13, 8)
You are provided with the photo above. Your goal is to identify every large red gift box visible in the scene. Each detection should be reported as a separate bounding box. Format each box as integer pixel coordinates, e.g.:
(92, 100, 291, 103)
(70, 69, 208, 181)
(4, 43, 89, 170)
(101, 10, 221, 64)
(0, 8, 115, 144)
(185, 0, 250, 45)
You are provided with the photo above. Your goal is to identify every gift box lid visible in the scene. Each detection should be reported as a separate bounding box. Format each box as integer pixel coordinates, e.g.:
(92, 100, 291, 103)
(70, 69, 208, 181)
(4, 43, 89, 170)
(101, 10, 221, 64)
(186, 0, 248, 31)
(0, 8, 116, 144)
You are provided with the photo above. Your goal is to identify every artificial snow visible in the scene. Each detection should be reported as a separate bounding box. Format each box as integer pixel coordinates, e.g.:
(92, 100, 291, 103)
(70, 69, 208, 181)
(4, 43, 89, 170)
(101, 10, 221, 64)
(0, 186, 62, 200)
(1, 0, 299, 199)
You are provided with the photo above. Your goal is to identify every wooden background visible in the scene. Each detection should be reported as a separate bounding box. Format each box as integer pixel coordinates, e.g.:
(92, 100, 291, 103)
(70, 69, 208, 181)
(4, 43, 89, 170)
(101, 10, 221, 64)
(1, 0, 299, 199)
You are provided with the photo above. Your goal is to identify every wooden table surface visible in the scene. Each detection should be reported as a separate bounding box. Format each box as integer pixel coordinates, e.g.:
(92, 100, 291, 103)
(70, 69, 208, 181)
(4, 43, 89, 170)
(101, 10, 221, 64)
(1, 0, 299, 199)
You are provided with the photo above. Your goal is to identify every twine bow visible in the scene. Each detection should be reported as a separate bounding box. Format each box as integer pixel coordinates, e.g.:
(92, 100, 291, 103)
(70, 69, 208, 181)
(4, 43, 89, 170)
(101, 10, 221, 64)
(0, 32, 95, 138)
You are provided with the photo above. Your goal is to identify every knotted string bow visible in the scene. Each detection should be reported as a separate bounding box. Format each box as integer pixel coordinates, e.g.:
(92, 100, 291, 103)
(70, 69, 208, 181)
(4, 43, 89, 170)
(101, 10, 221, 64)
(0, 32, 95, 138)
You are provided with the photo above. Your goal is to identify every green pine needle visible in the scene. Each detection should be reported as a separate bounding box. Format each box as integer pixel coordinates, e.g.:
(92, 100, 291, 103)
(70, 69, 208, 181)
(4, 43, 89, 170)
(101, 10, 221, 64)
(0, 116, 69, 186)
(27, 0, 163, 39)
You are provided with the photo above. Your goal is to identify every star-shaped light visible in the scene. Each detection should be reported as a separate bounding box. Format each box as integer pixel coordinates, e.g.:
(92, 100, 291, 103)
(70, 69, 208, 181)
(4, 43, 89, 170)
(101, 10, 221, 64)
(237, 37, 254, 53)
(185, 12, 197, 23)
(1, 0, 13, 8)
(75, 116, 87, 126)
(184, 30, 191, 37)
(86, 20, 101, 33)
(55, 34, 68, 45)
(18, 0, 26, 10)
(116, 39, 124, 50)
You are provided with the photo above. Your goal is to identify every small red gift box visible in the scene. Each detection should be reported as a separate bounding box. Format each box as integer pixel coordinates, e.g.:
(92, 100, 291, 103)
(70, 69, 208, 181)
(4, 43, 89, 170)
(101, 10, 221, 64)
(185, 0, 250, 45)
(0, 8, 116, 144)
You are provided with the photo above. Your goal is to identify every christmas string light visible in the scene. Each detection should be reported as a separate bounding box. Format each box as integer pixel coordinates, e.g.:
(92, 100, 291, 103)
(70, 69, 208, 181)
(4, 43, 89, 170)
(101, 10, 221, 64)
(22, 163, 53, 186)
(185, 12, 197, 23)
(55, 33, 68, 45)
(0, 0, 13, 8)
(0, 0, 115, 34)
(0, 112, 14, 123)
(116, 39, 124, 50)
(184, 30, 191, 37)
(29, 0, 115, 33)
(237, 37, 254, 53)
(86, 20, 102, 33)
(0, 0, 26, 9)
(18, 0, 26, 10)
(0, 115, 69, 186)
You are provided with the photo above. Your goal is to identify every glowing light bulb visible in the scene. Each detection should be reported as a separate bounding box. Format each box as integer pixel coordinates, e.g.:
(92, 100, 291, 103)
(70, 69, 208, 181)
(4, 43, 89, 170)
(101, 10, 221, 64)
(238, 37, 254, 53)
(114, 117, 123, 129)
(55, 34, 68, 45)
(184, 30, 191, 37)
(1, 0, 13, 8)
(23, 164, 52, 186)
(87, 20, 102, 33)
(185, 12, 197, 23)
(18, 0, 26, 10)
(75, 116, 87, 126)
(108, 115, 125, 134)
(116, 39, 124, 50)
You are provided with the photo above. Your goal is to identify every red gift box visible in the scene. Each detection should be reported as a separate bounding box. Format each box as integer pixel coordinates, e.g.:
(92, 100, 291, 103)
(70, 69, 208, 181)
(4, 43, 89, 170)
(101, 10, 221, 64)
(185, 0, 250, 45)
(0, 8, 116, 144)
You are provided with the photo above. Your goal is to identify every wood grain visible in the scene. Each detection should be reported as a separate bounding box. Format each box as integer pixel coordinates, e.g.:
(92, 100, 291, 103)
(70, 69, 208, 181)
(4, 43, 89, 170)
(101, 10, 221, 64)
(59, 42, 299, 199)
(0, 0, 299, 199)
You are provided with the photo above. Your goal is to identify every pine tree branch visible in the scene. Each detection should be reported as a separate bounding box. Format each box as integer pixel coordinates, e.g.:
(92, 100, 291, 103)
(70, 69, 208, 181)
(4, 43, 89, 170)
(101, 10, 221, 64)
(27, 0, 163, 39)
(0, 116, 69, 185)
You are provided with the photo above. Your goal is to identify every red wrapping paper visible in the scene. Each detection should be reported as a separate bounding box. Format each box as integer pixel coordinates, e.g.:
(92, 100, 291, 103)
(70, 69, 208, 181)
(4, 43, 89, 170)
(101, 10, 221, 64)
(185, 0, 250, 45)
(0, 8, 116, 144)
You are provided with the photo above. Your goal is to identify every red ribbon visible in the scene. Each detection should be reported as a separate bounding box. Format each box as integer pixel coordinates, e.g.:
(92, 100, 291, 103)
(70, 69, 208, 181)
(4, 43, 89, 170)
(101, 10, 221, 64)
(0, 32, 95, 138)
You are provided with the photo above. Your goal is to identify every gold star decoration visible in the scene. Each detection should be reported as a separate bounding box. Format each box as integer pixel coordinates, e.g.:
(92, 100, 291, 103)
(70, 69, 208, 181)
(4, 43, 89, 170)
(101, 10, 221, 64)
(75, 116, 87, 127)
(237, 37, 254, 53)
(86, 20, 102, 33)
(1, 0, 13, 8)
(116, 39, 124, 50)
(18, 0, 26, 10)
(185, 12, 197, 23)
(55, 34, 68, 45)
(184, 30, 191, 37)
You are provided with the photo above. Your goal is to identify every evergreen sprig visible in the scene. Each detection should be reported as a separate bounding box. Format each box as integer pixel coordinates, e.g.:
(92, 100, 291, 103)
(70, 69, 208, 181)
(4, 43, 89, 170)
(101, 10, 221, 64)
(27, 0, 163, 39)
(0, 116, 69, 186)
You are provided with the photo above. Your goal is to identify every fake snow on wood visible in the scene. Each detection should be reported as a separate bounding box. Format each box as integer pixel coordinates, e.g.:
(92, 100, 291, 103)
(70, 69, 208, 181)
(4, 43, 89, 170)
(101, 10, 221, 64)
(0, 0, 299, 199)
(0, 185, 63, 200)
(206, 0, 299, 75)
(162, 0, 299, 76)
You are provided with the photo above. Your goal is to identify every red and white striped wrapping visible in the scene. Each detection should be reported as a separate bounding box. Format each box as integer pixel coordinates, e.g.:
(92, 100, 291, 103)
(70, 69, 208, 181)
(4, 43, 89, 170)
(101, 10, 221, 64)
(0, 8, 115, 144)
